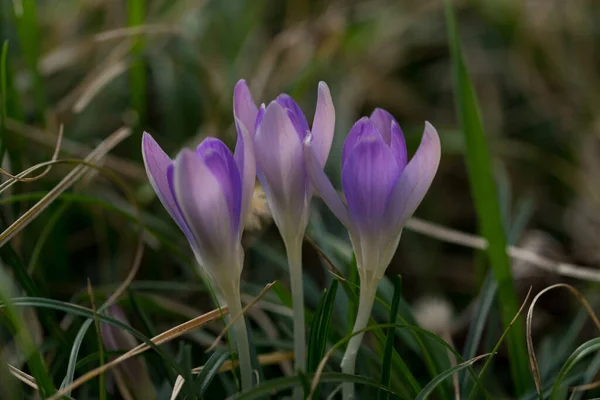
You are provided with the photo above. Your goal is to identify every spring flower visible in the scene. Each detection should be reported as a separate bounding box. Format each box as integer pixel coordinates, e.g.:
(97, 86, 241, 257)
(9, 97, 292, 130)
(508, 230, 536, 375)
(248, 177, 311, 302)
(303, 110, 441, 399)
(141, 107, 256, 390)
(234, 80, 335, 373)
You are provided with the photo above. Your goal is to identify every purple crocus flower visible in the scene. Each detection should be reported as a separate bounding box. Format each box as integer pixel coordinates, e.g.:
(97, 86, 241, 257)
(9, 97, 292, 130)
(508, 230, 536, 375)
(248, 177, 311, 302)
(233, 80, 335, 373)
(303, 109, 441, 398)
(141, 95, 256, 390)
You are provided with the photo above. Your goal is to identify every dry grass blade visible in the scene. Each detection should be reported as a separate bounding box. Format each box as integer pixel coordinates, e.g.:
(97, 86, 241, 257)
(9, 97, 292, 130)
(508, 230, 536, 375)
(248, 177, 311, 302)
(170, 375, 186, 400)
(47, 307, 227, 400)
(570, 378, 600, 395)
(206, 282, 277, 353)
(4, 118, 144, 180)
(7, 364, 38, 390)
(93, 24, 180, 42)
(0, 124, 63, 183)
(170, 351, 295, 400)
(0, 126, 131, 247)
(526, 283, 600, 396)
(406, 217, 600, 282)
(73, 61, 128, 113)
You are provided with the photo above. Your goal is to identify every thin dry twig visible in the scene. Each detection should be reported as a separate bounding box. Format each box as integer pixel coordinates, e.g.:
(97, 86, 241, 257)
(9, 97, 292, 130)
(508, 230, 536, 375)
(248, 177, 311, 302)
(526, 283, 600, 396)
(93, 24, 180, 42)
(0, 126, 131, 247)
(47, 307, 227, 400)
(206, 282, 277, 353)
(406, 217, 600, 282)
(0, 125, 63, 182)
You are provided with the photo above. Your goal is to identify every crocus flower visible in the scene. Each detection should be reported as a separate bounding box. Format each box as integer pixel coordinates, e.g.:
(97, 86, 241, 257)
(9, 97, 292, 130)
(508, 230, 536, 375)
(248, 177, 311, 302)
(303, 109, 441, 398)
(234, 80, 335, 372)
(141, 106, 256, 390)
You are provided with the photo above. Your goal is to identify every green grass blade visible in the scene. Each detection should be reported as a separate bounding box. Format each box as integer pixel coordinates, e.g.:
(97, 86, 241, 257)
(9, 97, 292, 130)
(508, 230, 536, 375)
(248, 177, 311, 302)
(0, 271, 56, 397)
(444, 1, 529, 395)
(416, 354, 491, 400)
(127, 0, 146, 128)
(549, 337, 600, 399)
(233, 372, 401, 400)
(378, 275, 402, 400)
(197, 349, 229, 395)
(13, 0, 46, 116)
(307, 279, 338, 372)
(306, 279, 338, 398)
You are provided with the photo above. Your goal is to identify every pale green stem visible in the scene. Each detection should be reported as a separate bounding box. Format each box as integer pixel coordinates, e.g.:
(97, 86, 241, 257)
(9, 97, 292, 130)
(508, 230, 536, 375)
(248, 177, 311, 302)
(222, 288, 253, 391)
(340, 279, 378, 400)
(284, 238, 306, 374)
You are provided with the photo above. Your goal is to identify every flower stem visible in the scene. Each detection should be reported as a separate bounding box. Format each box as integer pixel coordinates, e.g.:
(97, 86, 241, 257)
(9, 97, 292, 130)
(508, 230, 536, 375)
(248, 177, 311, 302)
(223, 289, 253, 391)
(341, 280, 378, 400)
(285, 239, 306, 373)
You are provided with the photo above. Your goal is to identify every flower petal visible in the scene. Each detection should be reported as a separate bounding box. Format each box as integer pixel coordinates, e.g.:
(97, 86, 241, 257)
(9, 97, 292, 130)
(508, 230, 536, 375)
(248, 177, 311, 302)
(255, 101, 307, 233)
(370, 108, 407, 170)
(276, 94, 309, 140)
(341, 117, 383, 168)
(303, 133, 353, 230)
(141, 132, 190, 234)
(233, 117, 256, 234)
(341, 133, 401, 236)
(310, 81, 335, 167)
(174, 149, 235, 271)
(196, 138, 242, 232)
(384, 121, 441, 231)
(234, 79, 258, 136)
(390, 121, 408, 171)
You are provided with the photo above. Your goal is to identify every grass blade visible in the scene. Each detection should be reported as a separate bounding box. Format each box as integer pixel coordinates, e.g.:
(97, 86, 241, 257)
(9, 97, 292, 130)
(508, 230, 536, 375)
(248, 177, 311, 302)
(197, 349, 230, 394)
(127, 0, 146, 128)
(416, 354, 491, 400)
(378, 275, 402, 400)
(444, 1, 529, 395)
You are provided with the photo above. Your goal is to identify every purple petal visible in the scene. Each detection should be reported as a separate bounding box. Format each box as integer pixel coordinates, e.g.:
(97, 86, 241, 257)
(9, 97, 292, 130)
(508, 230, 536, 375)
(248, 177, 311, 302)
(370, 108, 407, 170)
(233, 117, 256, 234)
(196, 138, 242, 232)
(342, 134, 402, 236)
(383, 121, 441, 231)
(254, 103, 266, 134)
(234, 79, 258, 136)
(390, 121, 408, 172)
(341, 117, 383, 168)
(255, 101, 307, 231)
(173, 149, 235, 269)
(310, 81, 335, 167)
(276, 94, 309, 141)
(303, 134, 354, 230)
(141, 132, 191, 235)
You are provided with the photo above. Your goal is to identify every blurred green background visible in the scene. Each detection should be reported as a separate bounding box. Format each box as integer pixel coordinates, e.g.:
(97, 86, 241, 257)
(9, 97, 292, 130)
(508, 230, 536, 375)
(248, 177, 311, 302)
(1, 0, 600, 398)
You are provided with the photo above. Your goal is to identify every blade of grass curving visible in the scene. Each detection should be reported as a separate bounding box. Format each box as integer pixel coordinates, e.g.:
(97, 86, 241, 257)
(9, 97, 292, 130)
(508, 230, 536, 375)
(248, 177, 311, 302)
(416, 354, 492, 400)
(0, 272, 56, 396)
(307, 280, 338, 372)
(549, 338, 600, 399)
(467, 287, 532, 400)
(445, 0, 529, 395)
(307, 279, 339, 399)
(233, 372, 401, 400)
(526, 284, 600, 397)
(87, 281, 106, 400)
(197, 349, 230, 395)
(13, 0, 46, 116)
(378, 275, 402, 400)
(571, 352, 600, 400)
(127, 0, 146, 127)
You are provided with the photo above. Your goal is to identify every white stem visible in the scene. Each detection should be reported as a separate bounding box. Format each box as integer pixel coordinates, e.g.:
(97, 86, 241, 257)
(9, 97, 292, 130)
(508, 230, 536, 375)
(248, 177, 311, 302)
(285, 238, 306, 373)
(222, 289, 253, 391)
(340, 279, 378, 400)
